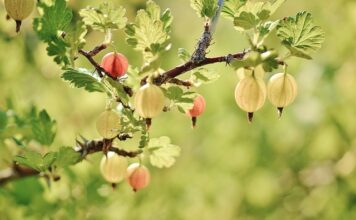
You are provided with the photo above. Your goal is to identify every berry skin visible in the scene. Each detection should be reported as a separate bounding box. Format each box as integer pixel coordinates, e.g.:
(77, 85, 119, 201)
(134, 83, 165, 119)
(267, 73, 298, 116)
(96, 110, 121, 139)
(5, 0, 35, 32)
(127, 163, 151, 192)
(100, 152, 128, 183)
(187, 95, 206, 117)
(235, 75, 266, 122)
(100, 52, 129, 78)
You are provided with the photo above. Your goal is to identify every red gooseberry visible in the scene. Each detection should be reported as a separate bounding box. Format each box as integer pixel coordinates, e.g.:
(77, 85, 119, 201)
(100, 52, 128, 78)
(187, 95, 206, 117)
(127, 163, 151, 192)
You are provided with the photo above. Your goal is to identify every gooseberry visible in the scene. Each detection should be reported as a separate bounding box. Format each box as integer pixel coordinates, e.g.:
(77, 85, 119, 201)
(187, 95, 206, 127)
(267, 73, 298, 117)
(5, 0, 34, 32)
(127, 163, 151, 192)
(235, 74, 266, 122)
(96, 110, 121, 139)
(100, 151, 128, 183)
(134, 83, 165, 119)
(100, 52, 129, 78)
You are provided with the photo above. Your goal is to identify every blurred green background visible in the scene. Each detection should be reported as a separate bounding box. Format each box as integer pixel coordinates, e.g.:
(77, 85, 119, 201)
(1, 0, 356, 219)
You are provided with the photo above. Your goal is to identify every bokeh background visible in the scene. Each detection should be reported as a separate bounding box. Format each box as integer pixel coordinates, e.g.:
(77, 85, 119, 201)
(1, 0, 356, 219)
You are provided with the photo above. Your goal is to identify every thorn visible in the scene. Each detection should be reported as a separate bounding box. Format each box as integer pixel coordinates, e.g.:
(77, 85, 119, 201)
(277, 107, 284, 118)
(146, 118, 152, 130)
(191, 117, 197, 128)
(15, 20, 22, 33)
(247, 112, 254, 123)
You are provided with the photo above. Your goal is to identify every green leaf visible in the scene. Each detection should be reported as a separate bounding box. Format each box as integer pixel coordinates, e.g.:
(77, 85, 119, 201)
(33, 0, 73, 66)
(191, 68, 221, 86)
(178, 48, 191, 62)
(276, 11, 325, 59)
(31, 110, 57, 146)
(191, 0, 219, 19)
(0, 110, 7, 130)
(223, 0, 285, 31)
(15, 150, 44, 171)
(125, 1, 172, 62)
(234, 12, 259, 31)
(164, 87, 196, 114)
(61, 68, 106, 93)
(33, 0, 73, 42)
(43, 152, 58, 169)
(105, 78, 130, 104)
(54, 147, 81, 167)
(147, 136, 181, 168)
(46, 37, 70, 65)
(65, 22, 87, 63)
(79, 3, 127, 32)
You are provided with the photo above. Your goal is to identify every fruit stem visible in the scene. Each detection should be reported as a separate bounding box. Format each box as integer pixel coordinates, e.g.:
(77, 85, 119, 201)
(15, 20, 22, 33)
(247, 112, 254, 123)
(277, 107, 284, 118)
(191, 117, 197, 128)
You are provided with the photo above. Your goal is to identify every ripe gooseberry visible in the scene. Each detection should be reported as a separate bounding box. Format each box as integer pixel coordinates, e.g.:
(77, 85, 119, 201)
(96, 110, 121, 139)
(100, 52, 129, 78)
(235, 73, 266, 122)
(267, 73, 298, 117)
(100, 151, 128, 184)
(5, 0, 34, 32)
(133, 83, 165, 127)
(187, 95, 206, 127)
(127, 163, 151, 192)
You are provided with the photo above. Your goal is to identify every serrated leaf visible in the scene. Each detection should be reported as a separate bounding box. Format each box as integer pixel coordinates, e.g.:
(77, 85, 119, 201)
(15, 150, 43, 171)
(31, 110, 56, 146)
(125, 0, 172, 62)
(43, 152, 57, 169)
(223, 0, 285, 31)
(191, 0, 219, 18)
(79, 3, 127, 32)
(191, 68, 221, 86)
(276, 12, 325, 59)
(33, 0, 73, 66)
(54, 147, 80, 167)
(147, 136, 181, 168)
(34, 0, 72, 41)
(62, 68, 106, 93)
(65, 22, 87, 62)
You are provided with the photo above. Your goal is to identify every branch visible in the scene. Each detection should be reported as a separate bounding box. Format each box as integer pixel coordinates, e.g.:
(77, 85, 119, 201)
(152, 52, 247, 85)
(0, 136, 142, 186)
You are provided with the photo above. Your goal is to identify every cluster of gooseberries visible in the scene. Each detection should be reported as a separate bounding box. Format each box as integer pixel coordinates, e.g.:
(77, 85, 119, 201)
(100, 152, 150, 192)
(96, 52, 207, 188)
(4, 0, 35, 32)
(235, 66, 298, 122)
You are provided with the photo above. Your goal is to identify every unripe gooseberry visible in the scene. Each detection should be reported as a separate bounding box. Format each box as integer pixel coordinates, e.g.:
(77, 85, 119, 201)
(267, 73, 298, 116)
(100, 52, 129, 78)
(96, 110, 121, 139)
(134, 83, 165, 119)
(235, 75, 266, 122)
(5, 0, 35, 32)
(100, 152, 128, 183)
(127, 163, 151, 192)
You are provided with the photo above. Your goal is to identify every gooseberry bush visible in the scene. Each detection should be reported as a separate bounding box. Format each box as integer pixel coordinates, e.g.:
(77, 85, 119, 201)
(0, 0, 325, 191)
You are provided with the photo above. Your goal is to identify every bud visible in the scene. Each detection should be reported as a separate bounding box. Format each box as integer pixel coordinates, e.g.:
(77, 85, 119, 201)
(267, 73, 298, 117)
(235, 74, 266, 122)
(134, 83, 165, 119)
(96, 110, 121, 139)
(5, 0, 35, 32)
(100, 152, 128, 183)
(127, 163, 151, 192)
(100, 52, 129, 78)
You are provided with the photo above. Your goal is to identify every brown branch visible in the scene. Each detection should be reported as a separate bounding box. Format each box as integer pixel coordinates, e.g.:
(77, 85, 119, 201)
(150, 52, 247, 86)
(0, 137, 142, 186)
